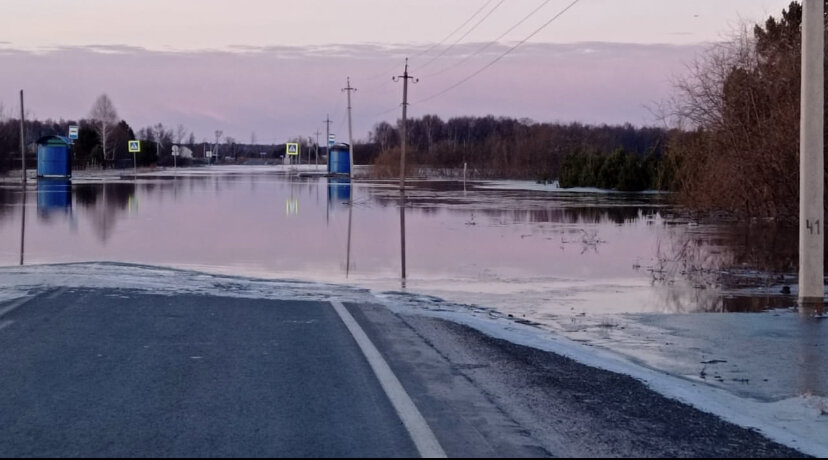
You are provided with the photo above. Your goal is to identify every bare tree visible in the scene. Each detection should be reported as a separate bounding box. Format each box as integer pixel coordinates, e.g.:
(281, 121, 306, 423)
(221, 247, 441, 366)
(175, 124, 187, 145)
(89, 94, 118, 162)
(152, 123, 171, 158)
(663, 8, 806, 221)
(224, 136, 236, 159)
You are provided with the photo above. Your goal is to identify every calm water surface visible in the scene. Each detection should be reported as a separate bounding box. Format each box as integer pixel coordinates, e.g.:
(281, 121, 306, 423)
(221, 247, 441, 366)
(0, 166, 800, 317)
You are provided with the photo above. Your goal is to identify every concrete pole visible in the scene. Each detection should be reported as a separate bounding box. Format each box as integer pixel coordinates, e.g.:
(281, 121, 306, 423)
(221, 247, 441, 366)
(19, 90, 26, 184)
(401, 65, 409, 191)
(343, 78, 357, 177)
(799, 0, 825, 307)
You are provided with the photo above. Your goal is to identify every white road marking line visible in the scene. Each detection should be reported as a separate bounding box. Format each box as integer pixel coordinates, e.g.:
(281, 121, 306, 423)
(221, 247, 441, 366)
(0, 296, 35, 319)
(330, 300, 446, 459)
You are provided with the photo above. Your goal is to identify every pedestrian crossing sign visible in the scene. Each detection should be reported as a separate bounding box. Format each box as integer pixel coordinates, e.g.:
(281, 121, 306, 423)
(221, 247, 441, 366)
(287, 142, 299, 156)
(128, 140, 141, 153)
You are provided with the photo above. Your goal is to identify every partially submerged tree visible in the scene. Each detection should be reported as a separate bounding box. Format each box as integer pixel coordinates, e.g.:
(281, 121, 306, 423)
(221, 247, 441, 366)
(663, 1, 825, 221)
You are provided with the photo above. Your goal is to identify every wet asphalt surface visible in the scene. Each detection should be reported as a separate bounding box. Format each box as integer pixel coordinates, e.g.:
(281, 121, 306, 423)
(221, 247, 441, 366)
(0, 287, 811, 457)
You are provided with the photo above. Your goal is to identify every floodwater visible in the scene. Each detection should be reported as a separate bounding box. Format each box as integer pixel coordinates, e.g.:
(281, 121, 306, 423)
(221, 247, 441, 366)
(0, 166, 824, 400)
(0, 166, 798, 312)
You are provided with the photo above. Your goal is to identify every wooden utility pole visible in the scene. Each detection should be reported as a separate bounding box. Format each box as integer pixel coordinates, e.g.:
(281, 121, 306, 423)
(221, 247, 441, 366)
(18, 90, 26, 265)
(19, 90, 26, 184)
(324, 114, 332, 172)
(799, 0, 825, 308)
(393, 59, 418, 283)
(342, 78, 357, 177)
(393, 58, 418, 191)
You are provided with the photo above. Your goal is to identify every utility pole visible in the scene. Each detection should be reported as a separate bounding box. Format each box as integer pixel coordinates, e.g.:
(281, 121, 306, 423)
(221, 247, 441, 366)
(800, 0, 825, 309)
(19, 90, 26, 184)
(393, 58, 418, 284)
(342, 78, 357, 177)
(314, 129, 321, 169)
(19, 90, 26, 266)
(393, 58, 418, 192)
(324, 114, 332, 172)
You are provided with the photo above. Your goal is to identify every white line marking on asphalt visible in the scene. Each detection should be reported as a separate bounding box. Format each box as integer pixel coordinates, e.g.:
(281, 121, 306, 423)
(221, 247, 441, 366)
(0, 296, 35, 319)
(330, 300, 447, 459)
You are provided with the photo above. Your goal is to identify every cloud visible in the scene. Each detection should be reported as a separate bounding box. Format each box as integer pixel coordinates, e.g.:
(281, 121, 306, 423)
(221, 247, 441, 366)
(0, 42, 707, 141)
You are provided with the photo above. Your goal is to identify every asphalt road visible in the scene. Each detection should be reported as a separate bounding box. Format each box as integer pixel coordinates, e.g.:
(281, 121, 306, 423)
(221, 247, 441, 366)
(0, 287, 811, 457)
(0, 289, 417, 457)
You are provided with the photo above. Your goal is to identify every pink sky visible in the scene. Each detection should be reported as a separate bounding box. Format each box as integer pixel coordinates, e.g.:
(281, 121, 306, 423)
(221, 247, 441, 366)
(0, 0, 792, 142)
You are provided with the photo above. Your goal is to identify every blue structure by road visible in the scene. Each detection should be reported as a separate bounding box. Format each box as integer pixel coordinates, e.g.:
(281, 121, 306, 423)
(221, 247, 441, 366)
(328, 143, 351, 175)
(36, 135, 73, 178)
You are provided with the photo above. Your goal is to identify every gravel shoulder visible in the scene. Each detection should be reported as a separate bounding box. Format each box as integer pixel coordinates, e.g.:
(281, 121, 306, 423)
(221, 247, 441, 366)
(347, 301, 809, 457)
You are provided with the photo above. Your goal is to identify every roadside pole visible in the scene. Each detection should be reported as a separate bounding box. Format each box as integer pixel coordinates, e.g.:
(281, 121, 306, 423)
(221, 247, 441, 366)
(393, 59, 418, 284)
(324, 115, 332, 173)
(128, 140, 141, 176)
(799, 0, 824, 309)
(19, 90, 26, 184)
(342, 78, 357, 178)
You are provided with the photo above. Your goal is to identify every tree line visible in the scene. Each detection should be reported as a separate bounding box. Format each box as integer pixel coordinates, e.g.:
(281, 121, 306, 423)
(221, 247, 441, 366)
(368, 115, 670, 189)
(0, 94, 317, 172)
(662, 0, 826, 222)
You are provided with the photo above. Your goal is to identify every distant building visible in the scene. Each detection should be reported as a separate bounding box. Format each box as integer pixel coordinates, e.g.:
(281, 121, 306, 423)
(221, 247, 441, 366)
(178, 146, 193, 159)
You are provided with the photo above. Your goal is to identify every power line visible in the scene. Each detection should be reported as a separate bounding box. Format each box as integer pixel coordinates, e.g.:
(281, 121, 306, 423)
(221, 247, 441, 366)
(414, 0, 582, 106)
(361, 0, 495, 82)
(423, 0, 557, 78)
(414, 0, 496, 61)
(416, 0, 507, 70)
(371, 103, 404, 118)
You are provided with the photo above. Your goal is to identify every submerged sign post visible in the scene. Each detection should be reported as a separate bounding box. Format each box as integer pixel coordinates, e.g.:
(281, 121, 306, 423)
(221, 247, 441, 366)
(128, 140, 141, 173)
(286, 142, 299, 165)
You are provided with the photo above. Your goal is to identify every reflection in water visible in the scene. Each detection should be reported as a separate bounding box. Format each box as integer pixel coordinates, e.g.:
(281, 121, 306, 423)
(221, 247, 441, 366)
(19, 185, 26, 266)
(74, 182, 136, 243)
(327, 177, 354, 277)
(0, 170, 817, 315)
(37, 179, 72, 220)
(327, 177, 351, 207)
(646, 221, 804, 313)
(400, 188, 406, 288)
(346, 182, 353, 279)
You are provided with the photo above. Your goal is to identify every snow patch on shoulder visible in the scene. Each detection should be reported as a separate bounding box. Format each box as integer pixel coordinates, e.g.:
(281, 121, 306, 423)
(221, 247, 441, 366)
(0, 262, 374, 304)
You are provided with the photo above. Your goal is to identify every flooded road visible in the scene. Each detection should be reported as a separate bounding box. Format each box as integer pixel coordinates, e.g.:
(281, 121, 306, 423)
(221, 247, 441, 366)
(0, 166, 797, 312)
(0, 166, 824, 400)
